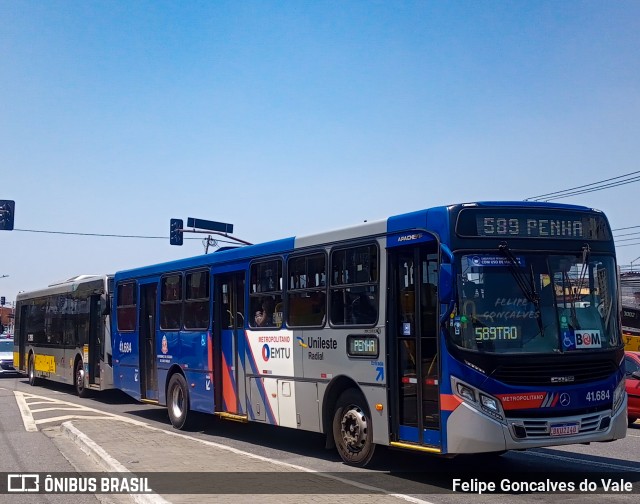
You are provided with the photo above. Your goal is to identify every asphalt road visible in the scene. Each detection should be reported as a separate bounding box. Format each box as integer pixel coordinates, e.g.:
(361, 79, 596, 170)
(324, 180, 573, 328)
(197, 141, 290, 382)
(1, 374, 639, 503)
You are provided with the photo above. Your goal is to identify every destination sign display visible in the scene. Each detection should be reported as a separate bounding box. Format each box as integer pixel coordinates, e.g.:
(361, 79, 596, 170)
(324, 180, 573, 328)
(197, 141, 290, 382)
(456, 209, 611, 240)
(347, 335, 379, 358)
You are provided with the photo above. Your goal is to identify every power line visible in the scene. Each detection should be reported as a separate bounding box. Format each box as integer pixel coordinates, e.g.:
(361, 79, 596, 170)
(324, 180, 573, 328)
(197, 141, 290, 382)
(13, 228, 239, 245)
(526, 170, 640, 201)
(615, 242, 640, 248)
(613, 225, 640, 232)
(16, 228, 167, 239)
(613, 231, 640, 238)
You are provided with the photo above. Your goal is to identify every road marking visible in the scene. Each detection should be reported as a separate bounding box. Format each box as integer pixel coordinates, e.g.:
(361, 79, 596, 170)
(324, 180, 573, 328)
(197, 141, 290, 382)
(153, 426, 434, 503)
(13, 391, 151, 431)
(14, 392, 37, 432)
(35, 414, 116, 425)
(62, 421, 169, 504)
(524, 449, 640, 472)
(31, 406, 95, 414)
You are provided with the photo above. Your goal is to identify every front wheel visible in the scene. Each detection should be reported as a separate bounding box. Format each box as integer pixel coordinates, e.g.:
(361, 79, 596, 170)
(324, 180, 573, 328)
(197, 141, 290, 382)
(332, 388, 376, 467)
(28, 354, 38, 386)
(75, 360, 90, 398)
(167, 373, 191, 430)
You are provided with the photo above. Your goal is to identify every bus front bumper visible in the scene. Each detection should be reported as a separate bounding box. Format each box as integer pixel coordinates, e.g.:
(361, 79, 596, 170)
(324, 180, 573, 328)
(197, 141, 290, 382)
(445, 396, 627, 454)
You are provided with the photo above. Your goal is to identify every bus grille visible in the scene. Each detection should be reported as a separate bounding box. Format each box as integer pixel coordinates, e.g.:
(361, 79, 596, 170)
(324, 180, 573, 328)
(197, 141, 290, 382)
(510, 412, 607, 439)
(492, 359, 616, 386)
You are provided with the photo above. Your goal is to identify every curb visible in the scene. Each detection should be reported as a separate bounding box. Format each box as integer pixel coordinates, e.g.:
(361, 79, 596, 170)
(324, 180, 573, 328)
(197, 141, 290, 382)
(61, 421, 170, 504)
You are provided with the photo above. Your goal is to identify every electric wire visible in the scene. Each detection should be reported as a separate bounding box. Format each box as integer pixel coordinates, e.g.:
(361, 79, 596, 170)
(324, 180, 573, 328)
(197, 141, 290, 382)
(526, 170, 640, 201)
(13, 228, 239, 245)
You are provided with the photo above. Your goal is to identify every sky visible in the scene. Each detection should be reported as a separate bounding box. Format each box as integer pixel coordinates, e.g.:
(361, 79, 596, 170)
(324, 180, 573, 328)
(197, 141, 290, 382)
(1, 1, 640, 305)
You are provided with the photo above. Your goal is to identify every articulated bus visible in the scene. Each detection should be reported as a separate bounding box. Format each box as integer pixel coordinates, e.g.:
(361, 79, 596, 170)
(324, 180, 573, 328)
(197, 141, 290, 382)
(14, 275, 114, 397)
(112, 202, 626, 466)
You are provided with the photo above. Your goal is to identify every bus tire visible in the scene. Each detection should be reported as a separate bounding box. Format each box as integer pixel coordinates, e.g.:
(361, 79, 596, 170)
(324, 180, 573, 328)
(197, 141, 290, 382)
(332, 388, 376, 467)
(28, 354, 38, 387)
(75, 360, 90, 398)
(167, 373, 191, 430)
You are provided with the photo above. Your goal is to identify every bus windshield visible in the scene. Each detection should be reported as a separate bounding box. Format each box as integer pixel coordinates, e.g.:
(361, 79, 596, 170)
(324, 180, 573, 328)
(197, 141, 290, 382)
(449, 252, 620, 354)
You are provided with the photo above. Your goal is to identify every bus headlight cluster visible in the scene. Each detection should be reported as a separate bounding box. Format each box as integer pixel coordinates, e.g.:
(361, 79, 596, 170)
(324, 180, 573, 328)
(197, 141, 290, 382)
(452, 377, 505, 423)
(613, 378, 626, 413)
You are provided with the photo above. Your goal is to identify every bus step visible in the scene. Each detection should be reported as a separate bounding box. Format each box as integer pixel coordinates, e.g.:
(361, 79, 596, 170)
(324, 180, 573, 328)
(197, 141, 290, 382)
(389, 441, 441, 454)
(215, 412, 248, 423)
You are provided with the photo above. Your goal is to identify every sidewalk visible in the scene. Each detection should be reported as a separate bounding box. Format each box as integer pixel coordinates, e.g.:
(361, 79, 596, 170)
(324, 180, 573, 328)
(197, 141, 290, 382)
(61, 418, 424, 504)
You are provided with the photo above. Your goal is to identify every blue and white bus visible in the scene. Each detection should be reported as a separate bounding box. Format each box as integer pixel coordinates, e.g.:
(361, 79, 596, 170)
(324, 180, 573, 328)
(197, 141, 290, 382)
(112, 202, 626, 466)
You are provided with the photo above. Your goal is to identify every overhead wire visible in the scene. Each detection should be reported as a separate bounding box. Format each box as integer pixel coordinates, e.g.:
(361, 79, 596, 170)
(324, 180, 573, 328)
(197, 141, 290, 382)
(525, 170, 640, 201)
(13, 228, 240, 245)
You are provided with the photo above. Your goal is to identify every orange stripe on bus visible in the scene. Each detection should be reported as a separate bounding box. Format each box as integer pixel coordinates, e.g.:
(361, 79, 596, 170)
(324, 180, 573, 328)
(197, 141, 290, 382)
(440, 394, 463, 412)
(207, 332, 213, 388)
(221, 353, 237, 412)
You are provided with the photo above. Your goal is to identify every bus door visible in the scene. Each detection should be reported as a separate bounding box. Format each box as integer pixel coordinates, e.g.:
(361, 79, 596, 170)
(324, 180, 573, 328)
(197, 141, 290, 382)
(87, 294, 101, 385)
(138, 282, 158, 401)
(18, 304, 28, 371)
(389, 244, 441, 447)
(213, 271, 246, 416)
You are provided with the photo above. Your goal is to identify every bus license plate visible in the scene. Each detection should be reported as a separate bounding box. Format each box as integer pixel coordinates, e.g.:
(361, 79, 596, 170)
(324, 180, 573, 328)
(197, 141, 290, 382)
(550, 423, 579, 436)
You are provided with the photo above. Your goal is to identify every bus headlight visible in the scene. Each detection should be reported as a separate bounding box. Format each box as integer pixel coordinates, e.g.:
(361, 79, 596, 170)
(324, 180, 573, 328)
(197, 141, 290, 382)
(481, 394, 498, 412)
(456, 383, 476, 403)
(452, 377, 505, 423)
(613, 379, 626, 413)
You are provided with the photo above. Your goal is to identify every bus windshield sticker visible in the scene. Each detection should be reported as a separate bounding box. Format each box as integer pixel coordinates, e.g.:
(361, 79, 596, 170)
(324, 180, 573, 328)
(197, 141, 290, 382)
(575, 330, 602, 349)
(469, 256, 525, 267)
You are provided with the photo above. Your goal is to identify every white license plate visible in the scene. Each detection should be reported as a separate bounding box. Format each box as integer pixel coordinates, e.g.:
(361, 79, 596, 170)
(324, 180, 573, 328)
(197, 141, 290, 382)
(550, 423, 580, 436)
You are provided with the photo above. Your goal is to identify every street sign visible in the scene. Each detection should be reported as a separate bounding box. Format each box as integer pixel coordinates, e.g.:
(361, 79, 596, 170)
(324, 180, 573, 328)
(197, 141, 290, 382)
(187, 218, 233, 234)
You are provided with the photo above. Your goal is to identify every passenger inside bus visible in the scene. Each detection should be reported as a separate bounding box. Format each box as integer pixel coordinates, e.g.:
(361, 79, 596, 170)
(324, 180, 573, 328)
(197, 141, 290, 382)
(254, 297, 275, 327)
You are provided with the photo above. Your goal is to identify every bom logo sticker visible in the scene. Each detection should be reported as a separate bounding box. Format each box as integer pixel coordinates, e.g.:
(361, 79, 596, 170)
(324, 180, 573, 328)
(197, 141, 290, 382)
(575, 330, 601, 349)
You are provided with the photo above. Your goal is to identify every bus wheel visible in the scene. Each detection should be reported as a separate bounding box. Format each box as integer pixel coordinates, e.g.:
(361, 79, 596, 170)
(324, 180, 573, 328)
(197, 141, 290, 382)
(75, 360, 90, 398)
(28, 354, 38, 386)
(332, 389, 375, 467)
(167, 373, 191, 430)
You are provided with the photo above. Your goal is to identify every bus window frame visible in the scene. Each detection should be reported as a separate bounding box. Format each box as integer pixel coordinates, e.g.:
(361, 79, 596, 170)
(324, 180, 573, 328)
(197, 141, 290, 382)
(160, 272, 183, 332)
(116, 281, 138, 333)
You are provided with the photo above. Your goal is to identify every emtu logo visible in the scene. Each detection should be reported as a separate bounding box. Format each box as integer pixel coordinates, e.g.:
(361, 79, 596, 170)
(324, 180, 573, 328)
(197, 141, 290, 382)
(262, 344, 270, 361)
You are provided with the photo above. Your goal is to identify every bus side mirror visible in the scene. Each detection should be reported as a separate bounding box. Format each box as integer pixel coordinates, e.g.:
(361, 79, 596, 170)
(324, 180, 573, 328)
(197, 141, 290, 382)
(438, 264, 453, 303)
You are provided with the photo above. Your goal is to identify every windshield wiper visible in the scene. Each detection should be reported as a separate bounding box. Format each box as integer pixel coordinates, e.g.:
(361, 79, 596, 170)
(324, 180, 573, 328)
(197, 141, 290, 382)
(498, 242, 545, 336)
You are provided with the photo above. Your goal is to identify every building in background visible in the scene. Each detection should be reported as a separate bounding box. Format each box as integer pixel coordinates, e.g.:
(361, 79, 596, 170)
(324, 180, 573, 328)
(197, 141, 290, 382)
(0, 304, 15, 336)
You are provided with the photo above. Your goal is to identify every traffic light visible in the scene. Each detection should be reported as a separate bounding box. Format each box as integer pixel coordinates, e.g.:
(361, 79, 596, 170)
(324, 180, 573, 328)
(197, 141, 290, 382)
(0, 200, 15, 231)
(0, 296, 4, 306)
(170, 218, 183, 246)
